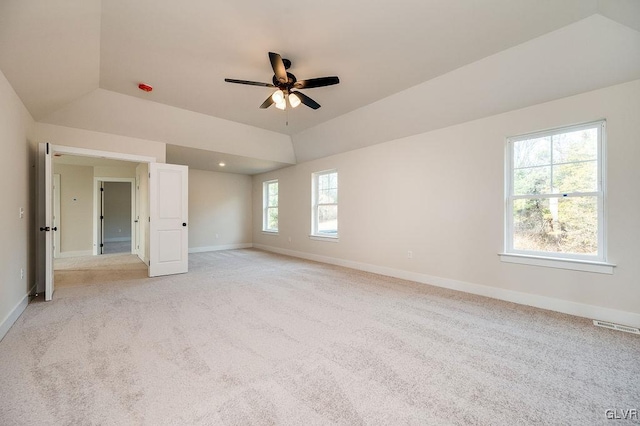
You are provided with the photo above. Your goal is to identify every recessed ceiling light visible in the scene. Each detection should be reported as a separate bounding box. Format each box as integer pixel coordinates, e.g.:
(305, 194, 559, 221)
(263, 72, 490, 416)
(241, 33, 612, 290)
(218, 162, 226, 167)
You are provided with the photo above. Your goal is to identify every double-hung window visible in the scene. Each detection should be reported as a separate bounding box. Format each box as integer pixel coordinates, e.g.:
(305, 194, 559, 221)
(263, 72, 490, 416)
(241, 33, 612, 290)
(312, 170, 338, 238)
(505, 120, 606, 264)
(263, 180, 278, 232)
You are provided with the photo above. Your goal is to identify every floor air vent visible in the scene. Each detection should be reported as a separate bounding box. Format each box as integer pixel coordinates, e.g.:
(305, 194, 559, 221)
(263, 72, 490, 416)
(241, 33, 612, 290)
(593, 320, 640, 335)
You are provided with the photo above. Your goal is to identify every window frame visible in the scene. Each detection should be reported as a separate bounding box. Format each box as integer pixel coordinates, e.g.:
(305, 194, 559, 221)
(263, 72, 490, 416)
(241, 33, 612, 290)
(311, 169, 338, 239)
(262, 179, 278, 233)
(504, 120, 608, 265)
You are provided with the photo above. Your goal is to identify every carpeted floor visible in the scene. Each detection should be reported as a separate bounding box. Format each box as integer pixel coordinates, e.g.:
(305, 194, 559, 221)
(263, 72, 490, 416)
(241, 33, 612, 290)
(101, 240, 132, 255)
(1, 249, 638, 425)
(54, 253, 148, 288)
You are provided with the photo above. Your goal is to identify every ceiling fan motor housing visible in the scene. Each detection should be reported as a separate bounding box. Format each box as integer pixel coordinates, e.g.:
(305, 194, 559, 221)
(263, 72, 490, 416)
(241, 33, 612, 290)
(273, 72, 297, 89)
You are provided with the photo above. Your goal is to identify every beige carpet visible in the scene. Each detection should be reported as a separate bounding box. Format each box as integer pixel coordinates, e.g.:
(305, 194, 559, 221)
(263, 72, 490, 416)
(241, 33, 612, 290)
(1, 249, 638, 425)
(54, 254, 148, 288)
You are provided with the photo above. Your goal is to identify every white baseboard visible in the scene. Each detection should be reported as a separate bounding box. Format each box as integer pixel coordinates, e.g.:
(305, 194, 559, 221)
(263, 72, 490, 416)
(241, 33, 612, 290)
(189, 243, 253, 254)
(0, 285, 35, 342)
(253, 244, 640, 329)
(57, 250, 94, 259)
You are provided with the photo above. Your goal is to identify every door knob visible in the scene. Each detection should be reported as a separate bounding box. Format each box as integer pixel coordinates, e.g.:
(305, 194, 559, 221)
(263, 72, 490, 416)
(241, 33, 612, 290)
(39, 226, 50, 232)
(52, 227, 57, 231)
(182, 223, 187, 227)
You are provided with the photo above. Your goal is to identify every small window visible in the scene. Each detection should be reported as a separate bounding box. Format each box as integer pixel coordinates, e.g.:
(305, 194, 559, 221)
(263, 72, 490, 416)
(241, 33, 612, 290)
(263, 180, 278, 232)
(505, 120, 605, 261)
(312, 170, 338, 238)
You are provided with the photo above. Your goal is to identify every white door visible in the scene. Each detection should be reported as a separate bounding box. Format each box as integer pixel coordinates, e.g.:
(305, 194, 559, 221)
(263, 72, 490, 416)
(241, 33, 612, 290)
(53, 174, 61, 259)
(149, 163, 188, 277)
(40, 143, 55, 300)
(134, 175, 140, 256)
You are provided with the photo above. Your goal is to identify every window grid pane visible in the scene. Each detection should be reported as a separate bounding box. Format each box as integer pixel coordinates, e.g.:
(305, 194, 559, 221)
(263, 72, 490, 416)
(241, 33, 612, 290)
(508, 121, 603, 260)
(263, 180, 278, 231)
(313, 171, 338, 236)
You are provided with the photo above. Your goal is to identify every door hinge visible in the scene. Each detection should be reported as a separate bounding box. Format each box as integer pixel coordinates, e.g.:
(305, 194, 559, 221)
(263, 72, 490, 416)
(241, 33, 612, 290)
(100, 215, 104, 220)
(100, 187, 104, 192)
(100, 243, 104, 247)
(46, 143, 49, 154)
(148, 217, 150, 222)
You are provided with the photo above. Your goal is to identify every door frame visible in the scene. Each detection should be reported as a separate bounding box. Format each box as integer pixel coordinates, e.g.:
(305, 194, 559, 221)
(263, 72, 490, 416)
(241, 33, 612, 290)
(37, 144, 156, 296)
(53, 174, 61, 259)
(93, 177, 136, 256)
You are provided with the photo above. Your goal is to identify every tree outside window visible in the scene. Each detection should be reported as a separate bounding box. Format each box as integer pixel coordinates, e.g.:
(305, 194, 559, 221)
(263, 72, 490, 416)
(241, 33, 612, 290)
(263, 180, 278, 232)
(506, 121, 605, 260)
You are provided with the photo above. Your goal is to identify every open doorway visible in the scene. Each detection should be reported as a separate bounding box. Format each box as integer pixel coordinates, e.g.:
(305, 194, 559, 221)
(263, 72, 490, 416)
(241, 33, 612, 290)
(38, 143, 189, 300)
(95, 179, 135, 255)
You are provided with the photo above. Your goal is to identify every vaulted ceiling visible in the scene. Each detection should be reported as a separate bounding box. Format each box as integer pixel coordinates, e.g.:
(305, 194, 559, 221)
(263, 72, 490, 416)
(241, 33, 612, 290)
(1, 0, 639, 172)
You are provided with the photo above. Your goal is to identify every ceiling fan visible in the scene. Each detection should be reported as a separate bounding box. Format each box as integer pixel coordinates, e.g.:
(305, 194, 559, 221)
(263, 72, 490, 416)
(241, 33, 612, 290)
(224, 52, 339, 111)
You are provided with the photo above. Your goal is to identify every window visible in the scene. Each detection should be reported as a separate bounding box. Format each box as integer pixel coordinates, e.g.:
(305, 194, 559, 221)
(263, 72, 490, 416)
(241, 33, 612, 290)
(263, 180, 278, 232)
(505, 120, 605, 262)
(312, 170, 338, 238)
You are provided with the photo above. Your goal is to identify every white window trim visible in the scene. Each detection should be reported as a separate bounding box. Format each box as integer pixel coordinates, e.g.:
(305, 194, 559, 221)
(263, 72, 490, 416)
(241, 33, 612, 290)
(311, 169, 338, 239)
(503, 120, 612, 271)
(262, 179, 278, 233)
(498, 253, 615, 274)
(308, 235, 339, 242)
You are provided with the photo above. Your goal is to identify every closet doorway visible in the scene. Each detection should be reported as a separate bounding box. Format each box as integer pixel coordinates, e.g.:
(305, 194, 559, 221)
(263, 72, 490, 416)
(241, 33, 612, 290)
(96, 179, 135, 255)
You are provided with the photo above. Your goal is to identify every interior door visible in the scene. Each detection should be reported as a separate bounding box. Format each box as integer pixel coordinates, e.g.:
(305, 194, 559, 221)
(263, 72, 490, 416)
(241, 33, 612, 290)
(134, 176, 140, 256)
(53, 174, 61, 259)
(149, 163, 188, 277)
(99, 181, 105, 254)
(40, 143, 55, 301)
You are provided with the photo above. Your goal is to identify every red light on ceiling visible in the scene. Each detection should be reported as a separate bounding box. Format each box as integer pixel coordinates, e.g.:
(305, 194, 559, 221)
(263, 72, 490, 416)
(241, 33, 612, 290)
(138, 83, 153, 92)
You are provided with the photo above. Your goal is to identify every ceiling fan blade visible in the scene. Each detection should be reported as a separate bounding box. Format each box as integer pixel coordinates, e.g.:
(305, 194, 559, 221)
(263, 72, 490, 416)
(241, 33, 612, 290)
(268, 52, 288, 84)
(224, 78, 275, 88)
(259, 95, 275, 109)
(293, 76, 340, 89)
(291, 91, 321, 110)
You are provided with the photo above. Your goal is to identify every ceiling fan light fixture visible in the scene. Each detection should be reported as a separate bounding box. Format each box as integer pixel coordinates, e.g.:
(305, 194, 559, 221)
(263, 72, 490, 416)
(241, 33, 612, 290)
(289, 92, 301, 108)
(271, 89, 285, 104)
(225, 52, 339, 111)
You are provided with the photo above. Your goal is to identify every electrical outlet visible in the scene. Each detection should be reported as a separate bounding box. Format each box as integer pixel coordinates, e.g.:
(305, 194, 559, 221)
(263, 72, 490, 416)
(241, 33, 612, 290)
(215, 233, 219, 239)
(19, 207, 24, 219)
(407, 250, 413, 259)
(20, 268, 24, 279)
(288, 237, 292, 243)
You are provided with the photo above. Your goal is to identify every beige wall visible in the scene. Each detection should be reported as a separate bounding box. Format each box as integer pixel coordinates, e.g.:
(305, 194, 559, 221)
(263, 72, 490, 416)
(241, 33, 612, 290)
(94, 165, 136, 178)
(252, 80, 640, 325)
(0, 69, 34, 339)
(33, 122, 166, 162)
(53, 164, 94, 254)
(189, 169, 252, 250)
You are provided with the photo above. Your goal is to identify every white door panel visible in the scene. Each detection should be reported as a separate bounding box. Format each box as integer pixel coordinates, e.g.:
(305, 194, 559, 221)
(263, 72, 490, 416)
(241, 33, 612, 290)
(40, 143, 55, 301)
(149, 163, 188, 277)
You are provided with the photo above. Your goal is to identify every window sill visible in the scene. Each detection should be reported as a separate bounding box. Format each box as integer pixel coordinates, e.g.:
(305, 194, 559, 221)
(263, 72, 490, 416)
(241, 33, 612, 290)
(262, 230, 279, 236)
(498, 253, 615, 274)
(309, 234, 339, 243)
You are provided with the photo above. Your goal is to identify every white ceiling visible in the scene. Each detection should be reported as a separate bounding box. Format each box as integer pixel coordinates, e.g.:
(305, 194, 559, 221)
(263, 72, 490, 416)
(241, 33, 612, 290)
(1, 0, 639, 173)
(166, 145, 292, 175)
